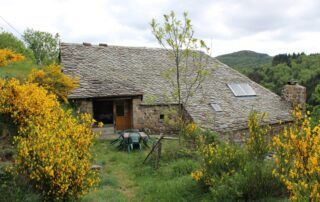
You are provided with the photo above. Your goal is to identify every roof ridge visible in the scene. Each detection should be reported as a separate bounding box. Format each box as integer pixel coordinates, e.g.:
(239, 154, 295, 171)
(60, 42, 167, 51)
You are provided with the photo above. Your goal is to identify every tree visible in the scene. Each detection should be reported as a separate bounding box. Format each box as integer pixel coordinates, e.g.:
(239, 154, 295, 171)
(311, 84, 320, 104)
(150, 11, 210, 115)
(23, 28, 60, 65)
(0, 31, 34, 60)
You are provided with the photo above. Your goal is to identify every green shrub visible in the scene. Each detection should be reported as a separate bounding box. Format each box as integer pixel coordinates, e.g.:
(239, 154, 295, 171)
(201, 129, 220, 145)
(192, 112, 288, 201)
(239, 161, 287, 200)
(0, 164, 41, 201)
(171, 159, 198, 177)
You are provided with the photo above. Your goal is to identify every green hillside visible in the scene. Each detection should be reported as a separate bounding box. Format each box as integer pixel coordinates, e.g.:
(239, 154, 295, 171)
(0, 61, 36, 80)
(216, 50, 272, 71)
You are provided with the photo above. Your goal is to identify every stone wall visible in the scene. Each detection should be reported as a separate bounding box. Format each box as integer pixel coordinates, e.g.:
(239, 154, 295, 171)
(282, 83, 306, 111)
(133, 103, 181, 134)
(221, 122, 291, 143)
(132, 98, 143, 129)
(76, 99, 93, 115)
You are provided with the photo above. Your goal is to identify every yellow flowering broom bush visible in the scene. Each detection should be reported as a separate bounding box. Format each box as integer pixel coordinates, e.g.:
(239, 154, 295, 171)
(272, 108, 320, 201)
(246, 111, 270, 160)
(0, 49, 25, 67)
(27, 64, 79, 102)
(0, 78, 99, 200)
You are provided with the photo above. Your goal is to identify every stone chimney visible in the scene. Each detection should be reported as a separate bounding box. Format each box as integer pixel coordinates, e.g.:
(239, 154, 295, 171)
(83, 42, 92, 46)
(282, 81, 306, 111)
(99, 43, 108, 47)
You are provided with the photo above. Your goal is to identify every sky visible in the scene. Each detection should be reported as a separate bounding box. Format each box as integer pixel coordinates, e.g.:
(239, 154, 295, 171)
(1, 0, 320, 56)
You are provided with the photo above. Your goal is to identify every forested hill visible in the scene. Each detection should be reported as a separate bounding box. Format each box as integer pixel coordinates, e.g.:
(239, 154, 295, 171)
(216, 50, 272, 71)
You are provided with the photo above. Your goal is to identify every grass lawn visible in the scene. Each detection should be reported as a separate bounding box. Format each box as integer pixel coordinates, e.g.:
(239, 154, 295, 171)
(82, 139, 209, 202)
(0, 138, 289, 201)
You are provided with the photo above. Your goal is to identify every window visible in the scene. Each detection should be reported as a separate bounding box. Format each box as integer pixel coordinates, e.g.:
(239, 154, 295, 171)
(228, 83, 256, 97)
(210, 103, 222, 112)
(159, 114, 165, 123)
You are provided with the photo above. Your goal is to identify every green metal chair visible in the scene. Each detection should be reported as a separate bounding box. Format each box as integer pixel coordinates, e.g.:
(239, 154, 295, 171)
(128, 133, 141, 152)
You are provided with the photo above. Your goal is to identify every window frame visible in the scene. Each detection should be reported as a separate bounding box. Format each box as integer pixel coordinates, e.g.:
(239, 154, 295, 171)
(210, 103, 222, 112)
(227, 83, 257, 97)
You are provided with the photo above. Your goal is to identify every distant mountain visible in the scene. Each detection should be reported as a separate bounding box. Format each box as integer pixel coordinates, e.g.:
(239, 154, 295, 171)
(216, 50, 272, 71)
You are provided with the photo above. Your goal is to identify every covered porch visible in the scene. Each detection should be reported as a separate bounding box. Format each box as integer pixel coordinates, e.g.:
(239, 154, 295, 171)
(73, 95, 142, 133)
(93, 97, 133, 131)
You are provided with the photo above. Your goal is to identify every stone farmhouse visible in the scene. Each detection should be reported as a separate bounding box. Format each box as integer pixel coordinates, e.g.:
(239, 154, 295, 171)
(60, 42, 306, 139)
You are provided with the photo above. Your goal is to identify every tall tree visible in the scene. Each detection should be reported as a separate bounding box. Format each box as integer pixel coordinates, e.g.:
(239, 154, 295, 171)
(151, 11, 210, 143)
(0, 31, 34, 60)
(23, 28, 60, 65)
(150, 11, 210, 111)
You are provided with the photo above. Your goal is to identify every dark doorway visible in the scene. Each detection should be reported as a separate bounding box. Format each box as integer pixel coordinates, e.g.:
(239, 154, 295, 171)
(93, 100, 114, 124)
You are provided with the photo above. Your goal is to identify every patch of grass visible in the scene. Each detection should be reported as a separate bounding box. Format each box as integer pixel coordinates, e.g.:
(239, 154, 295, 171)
(0, 138, 289, 201)
(81, 189, 128, 202)
(87, 139, 208, 202)
(87, 139, 288, 202)
(0, 60, 38, 80)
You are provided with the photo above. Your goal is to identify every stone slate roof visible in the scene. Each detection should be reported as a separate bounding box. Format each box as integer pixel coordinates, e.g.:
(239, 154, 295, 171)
(60, 43, 292, 132)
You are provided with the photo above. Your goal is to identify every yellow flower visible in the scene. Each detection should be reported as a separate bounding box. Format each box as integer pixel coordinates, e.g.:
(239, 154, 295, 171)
(191, 170, 203, 181)
(0, 49, 25, 66)
(0, 78, 98, 199)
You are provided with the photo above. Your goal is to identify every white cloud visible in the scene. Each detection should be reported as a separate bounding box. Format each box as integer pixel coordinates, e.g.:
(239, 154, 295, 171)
(0, 0, 320, 56)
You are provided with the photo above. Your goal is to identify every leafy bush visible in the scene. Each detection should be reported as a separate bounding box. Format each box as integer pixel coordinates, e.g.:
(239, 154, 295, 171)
(171, 159, 198, 177)
(182, 122, 220, 149)
(0, 164, 41, 201)
(27, 64, 78, 102)
(0, 49, 25, 67)
(0, 78, 99, 200)
(239, 161, 286, 200)
(272, 108, 320, 201)
(192, 111, 287, 200)
(246, 111, 270, 160)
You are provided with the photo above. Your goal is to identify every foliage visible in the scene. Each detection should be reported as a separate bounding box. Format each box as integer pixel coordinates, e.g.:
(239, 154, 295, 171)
(151, 11, 211, 144)
(192, 112, 287, 200)
(27, 64, 78, 102)
(311, 83, 320, 103)
(150, 11, 210, 109)
(272, 108, 320, 201)
(272, 53, 305, 67)
(246, 111, 270, 160)
(0, 164, 41, 201)
(182, 122, 220, 147)
(23, 28, 60, 65)
(0, 31, 34, 60)
(0, 78, 98, 200)
(0, 49, 25, 67)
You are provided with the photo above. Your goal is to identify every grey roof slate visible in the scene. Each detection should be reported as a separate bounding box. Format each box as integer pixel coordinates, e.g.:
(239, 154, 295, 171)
(60, 43, 292, 132)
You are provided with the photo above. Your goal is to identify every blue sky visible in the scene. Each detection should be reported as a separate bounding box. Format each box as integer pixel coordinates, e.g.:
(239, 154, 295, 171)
(1, 0, 320, 56)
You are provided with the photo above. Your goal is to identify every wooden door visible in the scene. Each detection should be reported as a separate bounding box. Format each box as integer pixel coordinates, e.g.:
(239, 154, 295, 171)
(115, 100, 132, 130)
